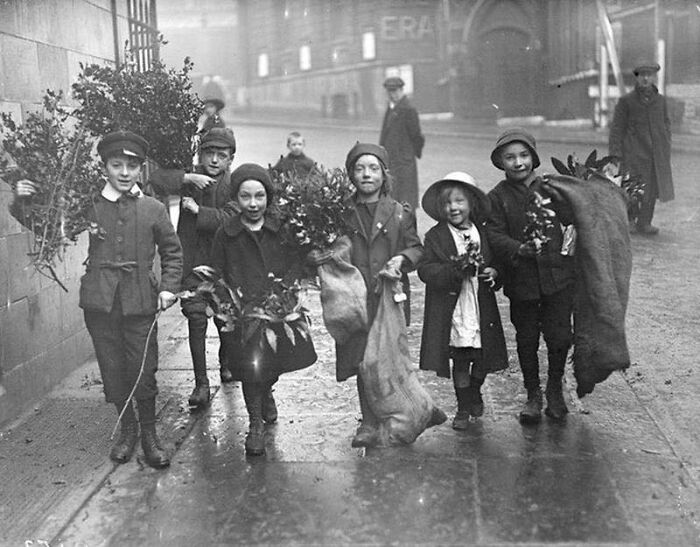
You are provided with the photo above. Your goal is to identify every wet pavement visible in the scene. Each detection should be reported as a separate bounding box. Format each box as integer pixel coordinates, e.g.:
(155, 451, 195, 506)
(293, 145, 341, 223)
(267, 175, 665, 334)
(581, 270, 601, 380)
(3, 122, 700, 546)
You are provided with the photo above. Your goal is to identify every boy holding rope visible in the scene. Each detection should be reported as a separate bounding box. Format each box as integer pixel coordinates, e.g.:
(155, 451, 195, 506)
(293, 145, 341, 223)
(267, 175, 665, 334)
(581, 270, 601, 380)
(10, 130, 183, 468)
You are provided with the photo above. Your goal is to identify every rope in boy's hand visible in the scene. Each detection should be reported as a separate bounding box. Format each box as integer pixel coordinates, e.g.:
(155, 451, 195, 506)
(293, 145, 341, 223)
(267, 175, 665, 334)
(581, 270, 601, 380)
(109, 309, 162, 440)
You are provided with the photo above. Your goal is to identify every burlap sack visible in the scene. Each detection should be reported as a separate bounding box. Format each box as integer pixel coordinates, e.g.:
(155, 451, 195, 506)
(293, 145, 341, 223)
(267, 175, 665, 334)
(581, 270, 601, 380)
(317, 235, 368, 344)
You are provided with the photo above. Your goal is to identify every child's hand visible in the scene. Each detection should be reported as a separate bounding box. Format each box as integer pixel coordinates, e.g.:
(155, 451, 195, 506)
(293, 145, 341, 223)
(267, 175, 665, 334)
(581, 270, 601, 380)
(15, 179, 38, 197)
(158, 291, 178, 310)
(381, 255, 405, 279)
(517, 240, 540, 257)
(181, 196, 200, 214)
(479, 266, 498, 288)
(184, 173, 215, 190)
(307, 248, 334, 266)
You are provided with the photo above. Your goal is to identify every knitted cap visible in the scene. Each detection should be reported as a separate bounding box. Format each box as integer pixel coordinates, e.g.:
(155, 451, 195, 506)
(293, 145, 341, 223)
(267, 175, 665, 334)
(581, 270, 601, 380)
(490, 127, 540, 170)
(230, 163, 273, 199)
(97, 130, 148, 161)
(345, 142, 388, 174)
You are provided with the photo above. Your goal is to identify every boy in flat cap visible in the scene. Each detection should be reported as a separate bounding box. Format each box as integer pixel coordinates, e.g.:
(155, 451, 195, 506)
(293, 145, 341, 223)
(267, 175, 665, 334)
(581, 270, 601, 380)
(149, 127, 238, 407)
(379, 77, 425, 209)
(10, 130, 183, 468)
(609, 61, 673, 235)
(486, 128, 575, 424)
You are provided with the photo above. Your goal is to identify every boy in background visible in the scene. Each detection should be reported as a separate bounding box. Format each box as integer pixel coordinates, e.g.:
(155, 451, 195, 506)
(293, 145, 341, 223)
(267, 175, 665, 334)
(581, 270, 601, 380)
(271, 131, 316, 178)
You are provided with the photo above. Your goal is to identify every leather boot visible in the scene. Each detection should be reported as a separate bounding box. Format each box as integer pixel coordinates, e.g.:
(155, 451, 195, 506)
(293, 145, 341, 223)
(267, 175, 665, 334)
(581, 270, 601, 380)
(242, 382, 266, 456)
(467, 376, 485, 418)
(188, 378, 210, 408)
(452, 387, 471, 430)
(545, 350, 569, 420)
(519, 388, 543, 424)
(262, 387, 278, 424)
(110, 401, 139, 464)
(352, 377, 378, 447)
(137, 398, 170, 468)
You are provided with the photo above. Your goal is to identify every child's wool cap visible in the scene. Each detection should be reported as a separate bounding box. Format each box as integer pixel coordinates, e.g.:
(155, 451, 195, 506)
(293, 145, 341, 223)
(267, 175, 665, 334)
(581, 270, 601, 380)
(345, 142, 388, 174)
(422, 171, 490, 222)
(230, 163, 273, 198)
(97, 130, 148, 161)
(490, 127, 540, 170)
(201, 127, 236, 153)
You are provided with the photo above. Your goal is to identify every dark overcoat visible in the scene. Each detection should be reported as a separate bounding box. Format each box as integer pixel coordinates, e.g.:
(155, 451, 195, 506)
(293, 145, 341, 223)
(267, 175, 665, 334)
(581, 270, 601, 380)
(609, 85, 674, 202)
(209, 215, 315, 382)
(379, 96, 425, 209)
(335, 194, 424, 381)
(487, 178, 576, 302)
(271, 153, 316, 178)
(149, 167, 236, 291)
(418, 222, 508, 378)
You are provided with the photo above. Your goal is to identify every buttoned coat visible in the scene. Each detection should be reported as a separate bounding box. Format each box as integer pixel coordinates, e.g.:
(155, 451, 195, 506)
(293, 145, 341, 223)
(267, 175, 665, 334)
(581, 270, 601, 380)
(418, 222, 508, 378)
(78, 193, 183, 315)
(487, 178, 575, 302)
(334, 194, 424, 381)
(609, 85, 674, 202)
(379, 96, 425, 208)
(149, 167, 236, 290)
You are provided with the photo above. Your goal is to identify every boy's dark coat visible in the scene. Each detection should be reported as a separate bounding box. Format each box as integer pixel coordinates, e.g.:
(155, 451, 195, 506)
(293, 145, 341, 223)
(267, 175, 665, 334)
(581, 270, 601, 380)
(418, 222, 508, 378)
(379, 95, 425, 208)
(487, 178, 575, 301)
(78, 194, 183, 315)
(149, 167, 236, 290)
(271, 153, 316, 177)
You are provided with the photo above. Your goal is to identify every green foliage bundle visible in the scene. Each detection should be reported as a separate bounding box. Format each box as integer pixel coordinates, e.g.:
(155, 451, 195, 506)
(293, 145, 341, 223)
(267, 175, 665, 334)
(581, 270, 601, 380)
(72, 58, 202, 169)
(0, 91, 103, 290)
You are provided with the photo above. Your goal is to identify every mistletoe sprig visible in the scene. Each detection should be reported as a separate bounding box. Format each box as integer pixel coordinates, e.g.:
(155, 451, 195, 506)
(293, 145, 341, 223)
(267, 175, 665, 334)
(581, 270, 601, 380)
(550, 149, 645, 221)
(183, 266, 311, 354)
(450, 232, 484, 277)
(270, 167, 355, 257)
(0, 91, 103, 290)
(523, 191, 556, 250)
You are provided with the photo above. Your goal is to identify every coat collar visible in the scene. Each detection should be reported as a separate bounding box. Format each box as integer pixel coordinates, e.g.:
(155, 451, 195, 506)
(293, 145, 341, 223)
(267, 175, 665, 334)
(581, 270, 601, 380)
(347, 194, 399, 242)
(222, 213, 280, 237)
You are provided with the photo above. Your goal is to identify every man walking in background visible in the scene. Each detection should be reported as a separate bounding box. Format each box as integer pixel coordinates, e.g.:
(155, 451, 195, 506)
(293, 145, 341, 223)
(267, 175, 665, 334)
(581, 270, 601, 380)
(379, 76, 425, 209)
(609, 62, 674, 235)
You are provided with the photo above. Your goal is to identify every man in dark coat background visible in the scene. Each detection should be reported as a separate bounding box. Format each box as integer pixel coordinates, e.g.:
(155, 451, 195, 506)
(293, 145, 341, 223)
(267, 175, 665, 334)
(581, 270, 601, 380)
(379, 77, 425, 209)
(609, 62, 674, 235)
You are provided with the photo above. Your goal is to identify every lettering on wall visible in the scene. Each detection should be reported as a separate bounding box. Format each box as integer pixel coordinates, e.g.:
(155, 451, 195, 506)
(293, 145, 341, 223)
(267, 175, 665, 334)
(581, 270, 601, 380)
(380, 15, 435, 41)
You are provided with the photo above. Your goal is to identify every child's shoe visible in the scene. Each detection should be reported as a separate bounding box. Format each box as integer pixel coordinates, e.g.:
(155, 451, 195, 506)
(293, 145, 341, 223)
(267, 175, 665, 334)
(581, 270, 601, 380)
(452, 411, 470, 430)
(245, 420, 266, 456)
(545, 379, 569, 420)
(262, 389, 278, 424)
(188, 382, 210, 407)
(468, 388, 484, 418)
(351, 423, 378, 447)
(519, 388, 543, 424)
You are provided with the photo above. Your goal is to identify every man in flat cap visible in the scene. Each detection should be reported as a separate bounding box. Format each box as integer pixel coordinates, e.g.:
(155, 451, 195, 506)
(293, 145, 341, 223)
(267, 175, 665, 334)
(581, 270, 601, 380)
(379, 76, 425, 209)
(609, 61, 673, 235)
(10, 130, 183, 469)
(150, 127, 238, 407)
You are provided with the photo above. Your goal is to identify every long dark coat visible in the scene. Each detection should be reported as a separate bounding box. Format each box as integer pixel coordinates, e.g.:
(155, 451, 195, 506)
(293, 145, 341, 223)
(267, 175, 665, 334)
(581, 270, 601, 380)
(335, 194, 424, 381)
(149, 167, 236, 292)
(379, 96, 425, 209)
(609, 85, 674, 202)
(209, 215, 315, 382)
(487, 177, 576, 302)
(418, 222, 508, 379)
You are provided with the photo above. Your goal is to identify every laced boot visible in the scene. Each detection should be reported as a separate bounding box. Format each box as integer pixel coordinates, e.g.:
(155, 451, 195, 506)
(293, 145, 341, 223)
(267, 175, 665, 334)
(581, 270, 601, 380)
(262, 387, 278, 424)
(545, 351, 569, 420)
(110, 401, 139, 464)
(352, 378, 379, 447)
(137, 398, 170, 468)
(188, 378, 210, 408)
(519, 388, 543, 424)
(243, 382, 266, 456)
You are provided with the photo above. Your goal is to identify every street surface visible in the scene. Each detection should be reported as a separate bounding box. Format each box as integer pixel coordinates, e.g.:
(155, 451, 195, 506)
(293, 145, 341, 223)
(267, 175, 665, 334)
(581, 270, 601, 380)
(6, 122, 700, 546)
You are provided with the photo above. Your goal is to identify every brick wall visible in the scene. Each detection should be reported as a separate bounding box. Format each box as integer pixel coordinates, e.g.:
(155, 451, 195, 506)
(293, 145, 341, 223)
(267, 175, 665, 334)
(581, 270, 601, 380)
(0, 0, 131, 425)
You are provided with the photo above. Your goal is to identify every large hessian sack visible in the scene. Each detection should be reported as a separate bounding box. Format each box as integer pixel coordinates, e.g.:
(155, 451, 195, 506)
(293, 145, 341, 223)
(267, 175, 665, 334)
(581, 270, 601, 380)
(360, 276, 445, 446)
(317, 235, 368, 344)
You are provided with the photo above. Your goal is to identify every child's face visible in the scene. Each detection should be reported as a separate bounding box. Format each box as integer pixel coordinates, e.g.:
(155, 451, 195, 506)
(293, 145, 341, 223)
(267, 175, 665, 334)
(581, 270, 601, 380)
(443, 187, 472, 228)
(500, 142, 534, 183)
(352, 155, 384, 200)
(204, 103, 218, 116)
(104, 154, 143, 193)
(288, 137, 305, 156)
(237, 180, 267, 223)
(200, 147, 233, 177)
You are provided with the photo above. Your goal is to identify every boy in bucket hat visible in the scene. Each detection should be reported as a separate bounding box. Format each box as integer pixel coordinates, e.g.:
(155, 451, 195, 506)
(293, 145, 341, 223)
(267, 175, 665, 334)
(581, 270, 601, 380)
(486, 128, 576, 423)
(10, 130, 183, 468)
(149, 127, 238, 407)
(418, 172, 508, 428)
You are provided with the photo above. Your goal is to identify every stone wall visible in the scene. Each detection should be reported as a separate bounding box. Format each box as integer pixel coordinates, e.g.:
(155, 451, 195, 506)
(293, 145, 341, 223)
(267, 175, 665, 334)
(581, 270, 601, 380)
(0, 0, 131, 425)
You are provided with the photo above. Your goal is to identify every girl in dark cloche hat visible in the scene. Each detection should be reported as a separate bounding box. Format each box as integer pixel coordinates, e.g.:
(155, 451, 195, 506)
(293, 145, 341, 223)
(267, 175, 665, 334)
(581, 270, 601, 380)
(418, 172, 508, 429)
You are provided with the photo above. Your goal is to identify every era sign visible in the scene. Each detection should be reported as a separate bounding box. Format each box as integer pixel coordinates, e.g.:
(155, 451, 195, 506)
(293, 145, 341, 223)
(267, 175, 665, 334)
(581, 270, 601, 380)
(380, 15, 435, 41)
